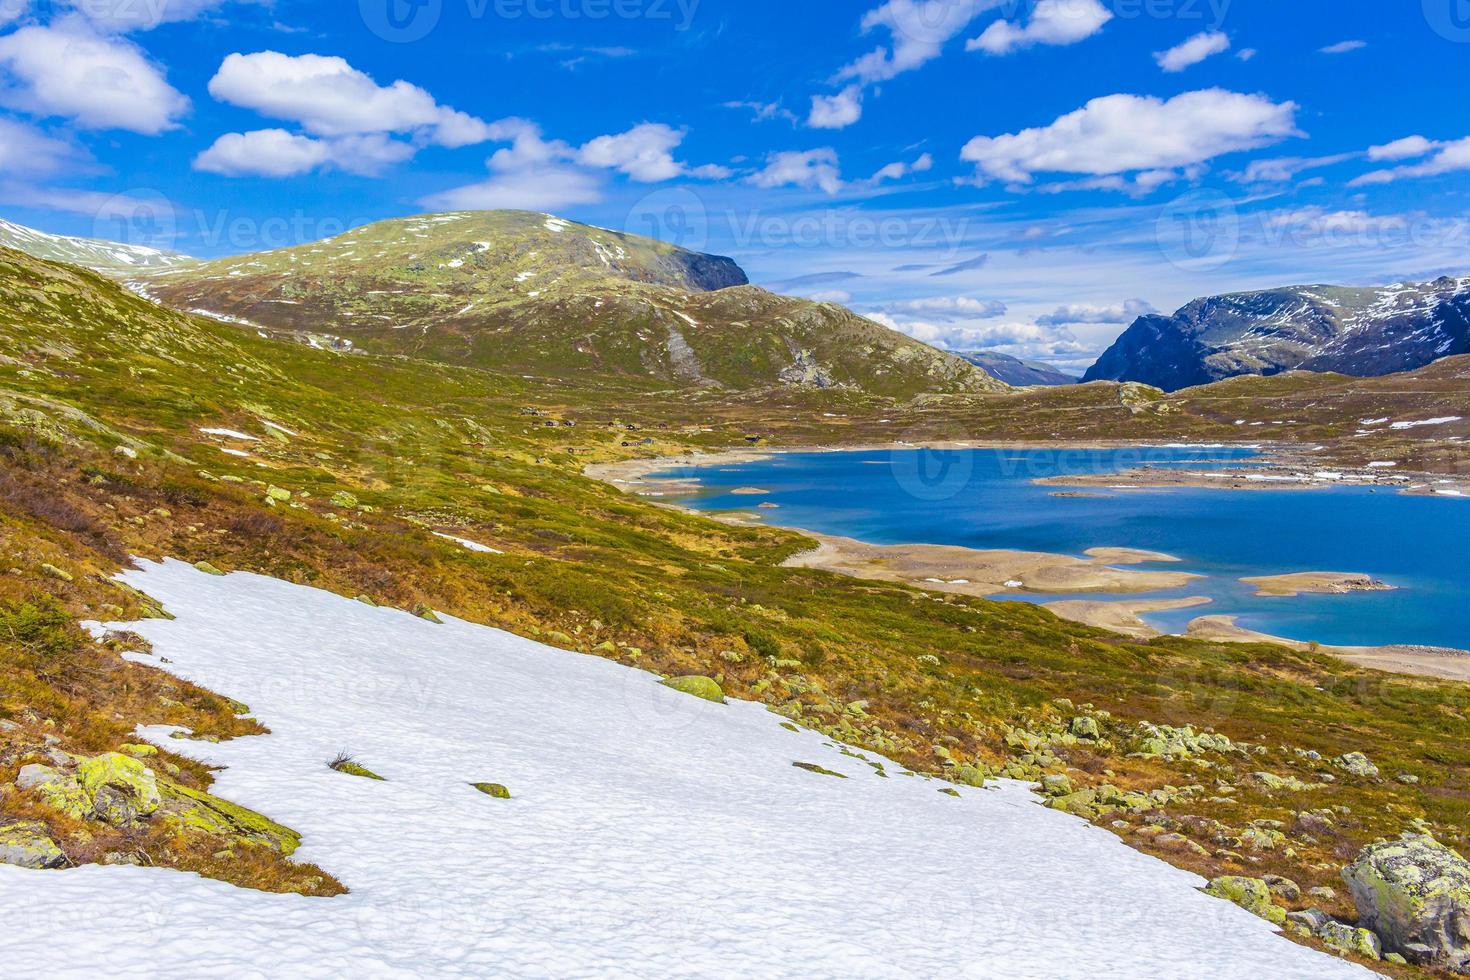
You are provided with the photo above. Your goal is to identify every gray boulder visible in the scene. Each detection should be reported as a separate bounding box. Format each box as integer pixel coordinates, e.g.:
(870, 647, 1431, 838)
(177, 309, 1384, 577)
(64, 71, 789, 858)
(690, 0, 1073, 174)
(0, 821, 64, 869)
(1342, 834, 1470, 970)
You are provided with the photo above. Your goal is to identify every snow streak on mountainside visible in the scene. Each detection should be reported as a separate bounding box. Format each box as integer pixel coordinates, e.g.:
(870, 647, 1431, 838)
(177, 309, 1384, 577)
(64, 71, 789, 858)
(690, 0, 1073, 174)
(0, 560, 1371, 979)
(1085, 276, 1470, 391)
(0, 219, 192, 277)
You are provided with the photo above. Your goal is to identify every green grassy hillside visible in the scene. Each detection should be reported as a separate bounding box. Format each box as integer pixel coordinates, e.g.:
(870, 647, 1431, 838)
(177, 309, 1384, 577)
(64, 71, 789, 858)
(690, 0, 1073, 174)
(136, 210, 1001, 398)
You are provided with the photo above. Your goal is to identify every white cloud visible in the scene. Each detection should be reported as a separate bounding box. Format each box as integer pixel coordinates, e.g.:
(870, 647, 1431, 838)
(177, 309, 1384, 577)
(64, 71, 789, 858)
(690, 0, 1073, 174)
(748, 149, 844, 195)
(872, 296, 1007, 321)
(1236, 48, 1257, 61)
(808, 86, 863, 130)
(1319, 40, 1367, 55)
(208, 51, 490, 147)
(1367, 135, 1438, 161)
(1235, 153, 1354, 184)
(871, 311, 1080, 354)
(58, 0, 250, 32)
(1154, 31, 1230, 72)
(869, 152, 933, 183)
(193, 129, 415, 178)
(722, 101, 797, 125)
(1352, 137, 1470, 186)
(968, 0, 1112, 56)
(578, 123, 686, 181)
(0, 18, 189, 133)
(1036, 299, 1154, 326)
(0, 117, 81, 176)
(961, 89, 1300, 185)
(422, 118, 603, 211)
(837, 0, 1000, 85)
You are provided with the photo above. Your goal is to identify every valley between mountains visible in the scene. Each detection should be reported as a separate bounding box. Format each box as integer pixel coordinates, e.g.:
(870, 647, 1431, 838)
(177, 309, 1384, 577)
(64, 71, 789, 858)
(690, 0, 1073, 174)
(2, 212, 1469, 976)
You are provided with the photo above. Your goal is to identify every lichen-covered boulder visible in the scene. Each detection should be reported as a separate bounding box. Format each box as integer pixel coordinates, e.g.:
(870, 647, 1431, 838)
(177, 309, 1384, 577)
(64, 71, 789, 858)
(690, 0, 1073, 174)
(16, 764, 89, 819)
(1342, 835, 1470, 970)
(1317, 921, 1382, 960)
(157, 781, 301, 855)
(1069, 716, 1100, 740)
(660, 675, 725, 703)
(193, 560, 226, 576)
(0, 822, 64, 869)
(1334, 752, 1380, 779)
(1205, 876, 1287, 926)
(471, 782, 511, 799)
(77, 753, 160, 825)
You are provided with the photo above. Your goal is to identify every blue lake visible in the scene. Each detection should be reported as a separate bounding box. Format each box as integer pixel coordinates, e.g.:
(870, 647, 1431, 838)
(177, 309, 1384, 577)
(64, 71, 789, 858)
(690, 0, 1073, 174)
(654, 447, 1470, 650)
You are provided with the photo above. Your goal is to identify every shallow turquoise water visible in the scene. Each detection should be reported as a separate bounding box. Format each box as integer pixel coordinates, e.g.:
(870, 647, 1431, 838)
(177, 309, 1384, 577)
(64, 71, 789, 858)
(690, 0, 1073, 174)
(655, 447, 1470, 650)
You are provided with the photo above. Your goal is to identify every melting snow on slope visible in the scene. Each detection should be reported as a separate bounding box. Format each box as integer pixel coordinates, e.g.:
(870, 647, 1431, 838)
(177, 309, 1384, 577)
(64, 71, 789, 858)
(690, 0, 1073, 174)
(200, 427, 259, 441)
(0, 561, 1373, 979)
(432, 532, 502, 555)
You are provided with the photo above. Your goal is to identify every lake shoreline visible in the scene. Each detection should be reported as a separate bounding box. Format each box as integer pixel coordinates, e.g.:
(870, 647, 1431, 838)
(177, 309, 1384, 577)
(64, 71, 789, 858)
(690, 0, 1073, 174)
(585, 444, 1470, 677)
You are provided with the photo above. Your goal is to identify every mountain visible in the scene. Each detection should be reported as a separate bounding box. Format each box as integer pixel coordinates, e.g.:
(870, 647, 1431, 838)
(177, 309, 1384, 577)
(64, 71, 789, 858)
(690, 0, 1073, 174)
(0, 217, 191, 276)
(130, 210, 1001, 398)
(1083, 276, 1470, 391)
(954, 350, 1077, 386)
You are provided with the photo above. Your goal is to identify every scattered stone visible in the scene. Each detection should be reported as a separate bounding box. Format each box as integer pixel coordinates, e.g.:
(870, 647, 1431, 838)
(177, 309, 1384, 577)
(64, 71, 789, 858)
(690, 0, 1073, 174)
(39, 563, 73, 582)
(0, 821, 64, 869)
(113, 446, 138, 459)
(411, 604, 442, 624)
(1204, 876, 1287, 926)
(1069, 716, 1101, 740)
(1039, 773, 1074, 797)
(1265, 875, 1302, 902)
(193, 561, 225, 576)
(330, 758, 385, 781)
(157, 781, 300, 854)
(1308, 886, 1337, 902)
(938, 787, 961, 798)
(119, 743, 158, 758)
(265, 485, 292, 502)
(1247, 771, 1321, 792)
(1317, 921, 1382, 960)
(659, 675, 725, 704)
(471, 782, 511, 799)
(1342, 835, 1470, 971)
(792, 762, 847, 778)
(1396, 773, 1420, 785)
(1288, 908, 1330, 932)
(1333, 752, 1380, 779)
(330, 491, 359, 508)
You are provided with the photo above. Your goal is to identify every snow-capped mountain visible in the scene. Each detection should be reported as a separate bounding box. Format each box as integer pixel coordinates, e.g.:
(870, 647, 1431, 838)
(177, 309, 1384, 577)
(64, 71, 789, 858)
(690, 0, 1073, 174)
(1084, 276, 1470, 391)
(0, 218, 192, 276)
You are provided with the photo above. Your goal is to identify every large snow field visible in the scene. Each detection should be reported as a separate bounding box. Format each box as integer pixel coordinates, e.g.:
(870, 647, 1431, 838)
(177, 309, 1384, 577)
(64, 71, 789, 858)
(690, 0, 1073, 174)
(0, 559, 1372, 978)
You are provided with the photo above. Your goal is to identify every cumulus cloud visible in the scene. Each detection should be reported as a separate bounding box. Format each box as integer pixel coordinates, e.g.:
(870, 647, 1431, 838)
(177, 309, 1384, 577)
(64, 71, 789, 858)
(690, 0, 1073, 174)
(421, 118, 602, 210)
(194, 129, 415, 178)
(968, 0, 1112, 56)
(748, 148, 844, 195)
(1352, 137, 1470, 186)
(208, 51, 490, 146)
(577, 123, 686, 181)
(808, 86, 863, 129)
(1154, 31, 1230, 72)
(56, 0, 255, 32)
(961, 89, 1300, 185)
(0, 18, 189, 133)
(1036, 299, 1154, 327)
(838, 0, 1001, 85)
(868, 152, 933, 183)
(1319, 40, 1367, 55)
(871, 311, 1081, 355)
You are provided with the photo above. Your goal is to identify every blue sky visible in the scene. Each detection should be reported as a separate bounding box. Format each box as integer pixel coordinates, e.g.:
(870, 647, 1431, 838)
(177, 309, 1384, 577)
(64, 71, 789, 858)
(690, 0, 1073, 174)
(1, 0, 1468, 371)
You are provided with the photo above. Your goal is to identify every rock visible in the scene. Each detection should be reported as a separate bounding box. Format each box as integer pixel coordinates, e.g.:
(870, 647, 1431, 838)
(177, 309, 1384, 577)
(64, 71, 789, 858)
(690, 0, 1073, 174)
(16, 764, 88, 818)
(791, 762, 847, 778)
(1308, 886, 1338, 901)
(1265, 875, 1302, 902)
(113, 445, 138, 459)
(157, 781, 300, 854)
(1205, 876, 1287, 926)
(953, 764, 989, 788)
(659, 675, 725, 703)
(1288, 908, 1330, 932)
(77, 753, 161, 825)
(39, 563, 73, 582)
(1247, 771, 1320, 792)
(0, 822, 64, 869)
(265, 485, 292, 502)
(330, 491, 359, 508)
(119, 743, 158, 758)
(1039, 773, 1074, 797)
(1317, 921, 1382, 960)
(1334, 752, 1380, 779)
(1397, 773, 1420, 785)
(330, 759, 385, 781)
(411, 604, 442, 624)
(193, 561, 225, 576)
(471, 782, 511, 799)
(1069, 716, 1101, 740)
(1342, 835, 1470, 970)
